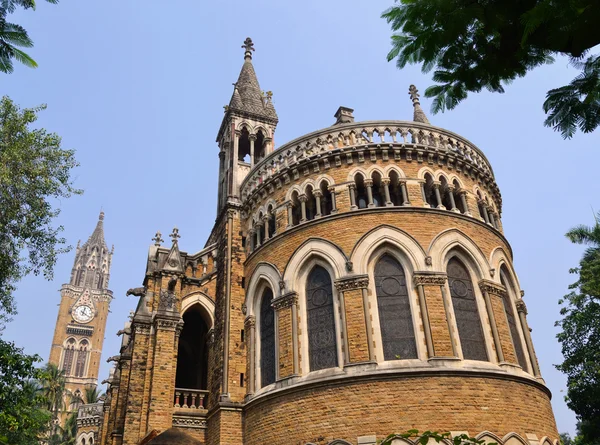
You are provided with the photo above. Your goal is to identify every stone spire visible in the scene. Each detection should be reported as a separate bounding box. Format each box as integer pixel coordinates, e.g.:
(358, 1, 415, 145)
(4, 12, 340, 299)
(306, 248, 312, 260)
(70, 211, 113, 290)
(226, 37, 278, 123)
(409, 84, 430, 124)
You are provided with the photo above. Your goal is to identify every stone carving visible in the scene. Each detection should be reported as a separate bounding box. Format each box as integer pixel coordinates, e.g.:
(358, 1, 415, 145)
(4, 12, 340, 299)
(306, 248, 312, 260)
(425, 256, 432, 266)
(159, 278, 177, 310)
(413, 273, 447, 286)
(133, 324, 151, 335)
(515, 300, 528, 315)
(106, 355, 120, 363)
(334, 275, 369, 291)
(172, 415, 207, 429)
(244, 315, 256, 328)
(271, 292, 298, 310)
(151, 231, 163, 247)
(479, 279, 507, 297)
(155, 318, 183, 331)
(126, 287, 146, 297)
(345, 261, 353, 272)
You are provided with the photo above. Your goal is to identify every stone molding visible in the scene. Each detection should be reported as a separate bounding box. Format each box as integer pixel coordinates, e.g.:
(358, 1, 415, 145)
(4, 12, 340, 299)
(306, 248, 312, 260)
(172, 415, 207, 429)
(132, 323, 151, 335)
(271, 291, 298, 311)
(154, 318, 184, 332)
(334, 274, 369, 291)
(413, 272, 447, 286)
(479, 279, 507, 297)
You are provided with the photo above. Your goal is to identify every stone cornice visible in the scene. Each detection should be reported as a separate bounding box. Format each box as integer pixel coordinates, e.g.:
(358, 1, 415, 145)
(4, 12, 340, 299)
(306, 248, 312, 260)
(334, 274, 369, 292)
(271, 291, 298, 311)
(413, 272, 447, 286)
(479, 279, 507, 297)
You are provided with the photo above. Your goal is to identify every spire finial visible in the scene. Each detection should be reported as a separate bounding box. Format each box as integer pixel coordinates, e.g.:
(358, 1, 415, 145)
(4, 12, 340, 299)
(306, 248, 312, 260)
(169, 227, 181, 246)
(152, 231, 164, 247)
(99, 210, 105, 221)
(408, 84, 430, 124)
(242, 37, 255, 60)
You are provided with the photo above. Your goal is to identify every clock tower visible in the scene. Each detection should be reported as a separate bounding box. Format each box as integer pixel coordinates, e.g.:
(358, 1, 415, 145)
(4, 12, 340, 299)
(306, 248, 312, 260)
(48, 211, 114, 419)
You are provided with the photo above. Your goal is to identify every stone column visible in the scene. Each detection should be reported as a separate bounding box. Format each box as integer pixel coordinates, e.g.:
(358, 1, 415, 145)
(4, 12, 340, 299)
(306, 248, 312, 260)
(313, 189, 323, 218)
(349, 184, 357, 210)
(249, 134, 256, 167)
(516, 299, 541, 377)
(286, 203, 293, 228)
(329, 185, 338, 214)
(400, 180, 410, 206)
(262, 215, 270, 241)
(382, 178, 393, 206)
(459, 190, 471, 216)
(413, 273, 456, 359)
(299, 194, 308, 222)
(488, 208, 497, 228)
(271, 292, 299, 379)
(480, 200, 491, 224)
(334, 275, 371, 364)
(433, 182, 444, 209)
(365, 179, 375, 208)
(232, 130, 240, 190)
(255, 223, 261, 248)
(244, 316, 256, 396)
(447, 186, 459, 212)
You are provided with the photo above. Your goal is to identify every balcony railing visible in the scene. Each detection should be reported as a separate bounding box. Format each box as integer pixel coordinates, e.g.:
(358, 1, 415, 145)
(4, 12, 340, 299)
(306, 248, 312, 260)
(173, 388, 208, 409)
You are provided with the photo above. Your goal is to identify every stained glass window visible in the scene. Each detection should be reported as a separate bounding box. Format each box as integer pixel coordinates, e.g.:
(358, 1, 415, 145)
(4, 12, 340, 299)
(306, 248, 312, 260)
(259, 287, 276, 386)
(447, 258, 488, 361)
(375, 254, 417, 360)
(307, 266, 337, 371)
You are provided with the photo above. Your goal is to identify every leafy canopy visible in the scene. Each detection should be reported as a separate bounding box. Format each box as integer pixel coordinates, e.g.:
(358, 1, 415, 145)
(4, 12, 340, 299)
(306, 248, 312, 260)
(0, 96, 81, 327)
(382, 0, 600, 138)
(556, 211, 600, 443)
(0, 0, 59, 73)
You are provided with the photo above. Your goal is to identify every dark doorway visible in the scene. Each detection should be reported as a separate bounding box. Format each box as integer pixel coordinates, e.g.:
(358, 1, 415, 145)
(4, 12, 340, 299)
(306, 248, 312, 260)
(175, 305, 210, 390)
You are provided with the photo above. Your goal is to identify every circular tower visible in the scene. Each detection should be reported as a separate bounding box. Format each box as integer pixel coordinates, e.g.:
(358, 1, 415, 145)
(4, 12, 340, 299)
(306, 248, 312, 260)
(238, 88, 558, 444)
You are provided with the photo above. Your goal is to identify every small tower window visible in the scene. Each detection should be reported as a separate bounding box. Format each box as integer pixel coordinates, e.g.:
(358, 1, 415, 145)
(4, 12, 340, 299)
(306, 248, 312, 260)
(62, 338, 76, 375)
(354, 173, 368, 209)
(371, 172, 385, 207)
(238, 128, 251, 163)
(389, 170, 403, 206)
(259, 287, 276, 387)
(423, 173, 436, 207)
(74, 339, 89, 377)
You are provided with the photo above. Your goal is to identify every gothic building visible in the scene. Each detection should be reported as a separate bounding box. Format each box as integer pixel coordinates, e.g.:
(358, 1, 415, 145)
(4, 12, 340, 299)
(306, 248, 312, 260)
(49, 212, 113, 424)
(92, 39, 559, 445)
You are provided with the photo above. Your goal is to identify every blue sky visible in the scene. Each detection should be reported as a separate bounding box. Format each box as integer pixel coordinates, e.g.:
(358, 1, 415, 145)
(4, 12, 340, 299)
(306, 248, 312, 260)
(3, 0, 599, 436)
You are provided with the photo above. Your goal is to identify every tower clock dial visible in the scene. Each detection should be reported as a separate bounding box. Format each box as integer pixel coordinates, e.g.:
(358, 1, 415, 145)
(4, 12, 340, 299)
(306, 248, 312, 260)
(73, 305, 94, 323)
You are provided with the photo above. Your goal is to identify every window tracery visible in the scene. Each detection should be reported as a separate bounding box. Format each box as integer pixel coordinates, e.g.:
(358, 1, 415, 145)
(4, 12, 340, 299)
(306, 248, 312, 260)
(259, 287, 276, 387)
(306, 266, 337, 371)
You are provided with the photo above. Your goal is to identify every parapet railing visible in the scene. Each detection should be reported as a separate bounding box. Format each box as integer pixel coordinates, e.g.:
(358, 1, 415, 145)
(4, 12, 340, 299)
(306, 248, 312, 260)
(240, 120, 494, 200)
(173, 388, 209, 410)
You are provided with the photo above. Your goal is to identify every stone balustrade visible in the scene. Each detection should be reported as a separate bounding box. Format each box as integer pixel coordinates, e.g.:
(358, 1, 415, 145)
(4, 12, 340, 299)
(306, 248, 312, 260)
(240, 120, 495, 202)
(77, 402, 103, 428)
(173, 388, 208, 410)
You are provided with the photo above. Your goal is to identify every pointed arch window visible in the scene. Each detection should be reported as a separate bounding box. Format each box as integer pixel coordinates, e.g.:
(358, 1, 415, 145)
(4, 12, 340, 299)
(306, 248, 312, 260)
(259, 287, 276, 387)
(62, 338, 76, 375)
(74, 339, 89, 377)
(375, 254, 417, 360)
(447, 258, 488, 361)
(500, 269, 528, 369)
(306, 266, 337, 371)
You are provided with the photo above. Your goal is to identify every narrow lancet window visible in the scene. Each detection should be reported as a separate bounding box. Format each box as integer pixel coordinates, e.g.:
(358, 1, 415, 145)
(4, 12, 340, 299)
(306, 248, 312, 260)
(307, 266, 337, 371)
(259, 288, 276, 386)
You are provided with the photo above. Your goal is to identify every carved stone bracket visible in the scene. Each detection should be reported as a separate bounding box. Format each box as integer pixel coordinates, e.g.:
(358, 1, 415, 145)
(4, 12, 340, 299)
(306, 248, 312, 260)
(126, 286, 146, 297)
(244, 315, 256, 328)
(334, 274, 369, 292)
(413, 272, 447, 286)
(479, 279, 507, 297)
(271, 291, 298, 311)
(515, 300, 528, 315)
(154, 318, 184, 332)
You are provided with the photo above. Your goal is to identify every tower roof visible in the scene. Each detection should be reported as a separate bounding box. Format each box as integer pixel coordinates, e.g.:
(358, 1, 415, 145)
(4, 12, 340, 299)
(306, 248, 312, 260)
(84, 211, 108, 250)
(409, 84, 430, 124)
(226, 38, 278, 123)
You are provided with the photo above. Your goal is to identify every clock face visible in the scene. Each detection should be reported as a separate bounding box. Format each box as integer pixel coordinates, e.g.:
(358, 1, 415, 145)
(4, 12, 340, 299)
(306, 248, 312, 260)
(73, 305, 94, 323)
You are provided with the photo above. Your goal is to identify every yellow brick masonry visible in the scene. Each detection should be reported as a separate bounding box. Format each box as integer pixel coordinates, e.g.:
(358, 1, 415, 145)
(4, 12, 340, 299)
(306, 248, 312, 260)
(423, 284, 455, 357)
(276, 306, 294, 378)
(342, 288, 370, 363)
(490, 294, 518, 365)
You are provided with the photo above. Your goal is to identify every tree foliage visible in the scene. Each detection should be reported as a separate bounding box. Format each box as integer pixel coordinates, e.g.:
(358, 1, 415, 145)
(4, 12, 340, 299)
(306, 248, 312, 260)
(0, 339, 51, 444)
(0, 0, 59, 73)
(557, 212, 600, 443)
(0, 96, 81, 327)
(382, 0, 600, 138)
(381, 430, 492, 445)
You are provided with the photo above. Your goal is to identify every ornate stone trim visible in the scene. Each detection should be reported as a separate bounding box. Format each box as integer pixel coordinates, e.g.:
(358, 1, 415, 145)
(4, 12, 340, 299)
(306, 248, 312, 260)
(172, 415, 207, 429)
(479, 279, 507, 297)
(334, 274, 369, 292)
(271, 291, 298, 311)
(159, 288, 176, 310)
(154, 318, 183, 332)
(244, 315, 256, 328)
(133, 323, 151, 335)
(413, 272, 447, 286)
(515, 300, 527, 315)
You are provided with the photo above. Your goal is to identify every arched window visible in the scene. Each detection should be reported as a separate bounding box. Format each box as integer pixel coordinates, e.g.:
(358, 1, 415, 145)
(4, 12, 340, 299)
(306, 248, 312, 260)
(375, 254, 417, 360)
(354, 173, 368, 209)
(500, 268, 528, 370)
(440, 177, 452, 210)
(422, 173, 437, 207)
(306, 266, 337, 371)
(238, 128, 251, 163)
(291, 191, 302, 226)
(74, 339, 89, 377)
(255, 130, 266, 161)
(267, 205, 276, 237)
(447, 258, 488, 361)
(305, 186, 316, 221)
(258, 212, 265, 243)
(259, 288, 276, 387)
(176, 305, 210, 391)
(62, 338, 76, 375)
(477, 191, 488, 221)
(319, 180, 333, 216)
(371, 172, 385, 207)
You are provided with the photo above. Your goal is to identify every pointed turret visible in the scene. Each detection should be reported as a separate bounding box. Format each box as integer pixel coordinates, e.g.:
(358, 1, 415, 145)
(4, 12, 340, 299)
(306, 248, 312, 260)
(70, 211, 113, 290)
(409, 84, 430, 124)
